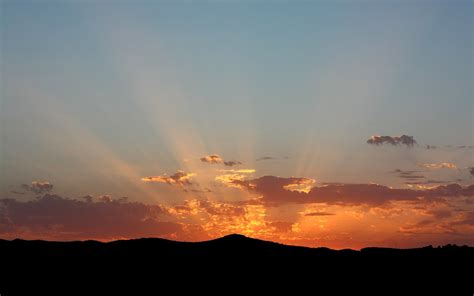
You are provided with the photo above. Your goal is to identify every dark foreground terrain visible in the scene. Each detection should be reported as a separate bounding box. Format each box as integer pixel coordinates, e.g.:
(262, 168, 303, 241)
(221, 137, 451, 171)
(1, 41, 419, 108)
(1, 234, 473, 294)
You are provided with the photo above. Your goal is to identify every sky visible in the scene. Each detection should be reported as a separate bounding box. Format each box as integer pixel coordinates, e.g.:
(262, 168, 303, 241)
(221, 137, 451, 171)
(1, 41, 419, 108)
(1, 0, 473, 249)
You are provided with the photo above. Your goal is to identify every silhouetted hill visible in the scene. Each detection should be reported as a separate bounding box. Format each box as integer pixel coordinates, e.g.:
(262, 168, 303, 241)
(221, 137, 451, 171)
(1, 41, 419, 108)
(0, 234, 472, 294)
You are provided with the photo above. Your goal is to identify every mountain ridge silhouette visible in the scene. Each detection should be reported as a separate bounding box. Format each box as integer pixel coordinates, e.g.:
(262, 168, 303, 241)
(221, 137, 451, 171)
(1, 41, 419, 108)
(1, 234, 473, 294)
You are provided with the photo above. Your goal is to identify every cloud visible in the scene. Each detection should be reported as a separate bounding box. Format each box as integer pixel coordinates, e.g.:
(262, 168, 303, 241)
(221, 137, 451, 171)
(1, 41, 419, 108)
(98, 195, 113, 202)
(200, 154, 224, 164)
(282, 178, 315, 193)
(457, 145, 474, 149)
(256, 156, 277, 161)
(399, 175, 425, 180)
(0, 194, 185, 240)
(223, 161, 242, 167)
(418, 163, 457, 169)
(469, 167, 474, 176)
(215, 169, 255, 189)
(21, 181, 53, 194)
(393, 169, 425, 180)
(218, 169, 256, 174)
(200, 154, 242, 166)
(405, 180, 451, 189)
(266, 221, 294, 233)
(141, 170, 196, 186)
(304, 212, 336, 216)
(449, 212, 474, 226)
(224, 175, 474, 206)
(169, 199, 246, 218)
(367, 135, 417, 147)
(79, 195, 94, 202)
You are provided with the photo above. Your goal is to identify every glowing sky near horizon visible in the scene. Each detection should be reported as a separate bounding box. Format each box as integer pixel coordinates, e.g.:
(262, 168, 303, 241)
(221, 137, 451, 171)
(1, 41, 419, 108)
(1, 1, 473, 249)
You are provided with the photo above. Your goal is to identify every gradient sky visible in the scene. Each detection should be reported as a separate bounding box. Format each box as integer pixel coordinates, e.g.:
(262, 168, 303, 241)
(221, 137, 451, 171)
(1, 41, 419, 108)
(1, 0, 473, 249)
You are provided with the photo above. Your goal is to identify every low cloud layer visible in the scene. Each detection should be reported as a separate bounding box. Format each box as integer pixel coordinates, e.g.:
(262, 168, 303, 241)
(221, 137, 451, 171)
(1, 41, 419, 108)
(367, 135, 417, 147)
(0, 194, 186, 240)
(223, 175, 474, 206)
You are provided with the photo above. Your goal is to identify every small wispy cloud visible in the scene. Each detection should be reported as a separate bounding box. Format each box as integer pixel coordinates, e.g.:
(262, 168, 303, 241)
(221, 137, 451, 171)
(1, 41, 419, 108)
(223, 161, 242, 167)
(256, 156, 277, 161)
(141, 170, 196, 186)
(200, 154, 242, 166)
(200, 154, 224, 164)
(304, 211, 335, 217)
(367, 135, 417, 147)
(418, 162, 457, 169)
(392, 169, 425, 180)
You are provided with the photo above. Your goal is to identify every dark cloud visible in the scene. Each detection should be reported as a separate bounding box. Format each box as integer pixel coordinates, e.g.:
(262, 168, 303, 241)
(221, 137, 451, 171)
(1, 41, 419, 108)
(223, 161, 242, 167)
(0, 194, 184, 240)
(427, 209, 453, 219)
(367, 135, 417, 147)
(200, 154, 242, 167)
(183, 188, 212, 194)
(304, 212, 336, 216)
(20, 181, 53, 194)
(141, 170, 196, 186)
(79, 195, 94, 202)
(399, 175, 425, 180)
(393, 169, 425, 180)
(225, 175, 474, 206)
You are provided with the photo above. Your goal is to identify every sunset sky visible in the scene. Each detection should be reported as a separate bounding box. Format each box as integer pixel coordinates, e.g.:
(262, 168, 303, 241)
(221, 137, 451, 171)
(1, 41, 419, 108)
(1, 1, 473, 249)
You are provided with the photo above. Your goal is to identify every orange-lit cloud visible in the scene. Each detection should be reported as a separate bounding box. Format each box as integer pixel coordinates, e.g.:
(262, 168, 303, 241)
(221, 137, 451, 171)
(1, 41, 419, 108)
(215, 169, 256, 189)
(200, 154, 242, 166)
(418, 162, 457, 169)
(141, 170, 196, 186)
(200, 154, 223, 164)
(283, 178, 315, 193)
